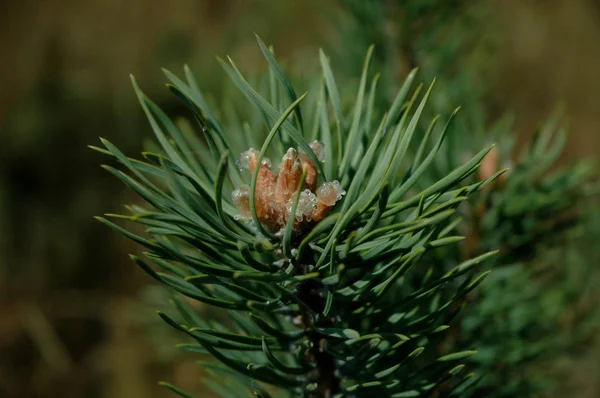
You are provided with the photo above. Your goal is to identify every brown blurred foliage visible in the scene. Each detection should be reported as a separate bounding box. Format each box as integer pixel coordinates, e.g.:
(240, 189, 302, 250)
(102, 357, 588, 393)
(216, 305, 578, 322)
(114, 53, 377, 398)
(0, 1, 598, 397)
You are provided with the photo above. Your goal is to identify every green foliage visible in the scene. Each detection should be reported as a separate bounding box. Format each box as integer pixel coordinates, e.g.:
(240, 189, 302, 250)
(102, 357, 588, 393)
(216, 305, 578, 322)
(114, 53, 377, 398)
(93, 37, 508, 397)
(449, 115, 599, 397)
(337, 0, 493, 106)
(422, 110, 598, 397)
(334, 1, 600, 396)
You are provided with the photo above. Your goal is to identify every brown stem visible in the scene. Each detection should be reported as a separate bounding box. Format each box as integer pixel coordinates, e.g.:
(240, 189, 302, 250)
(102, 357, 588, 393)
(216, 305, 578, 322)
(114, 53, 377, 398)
(297, 274, 339, 398)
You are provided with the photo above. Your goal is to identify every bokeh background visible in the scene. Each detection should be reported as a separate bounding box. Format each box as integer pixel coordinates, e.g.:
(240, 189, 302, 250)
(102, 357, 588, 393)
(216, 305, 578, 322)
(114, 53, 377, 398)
(1, 1, 599, 397)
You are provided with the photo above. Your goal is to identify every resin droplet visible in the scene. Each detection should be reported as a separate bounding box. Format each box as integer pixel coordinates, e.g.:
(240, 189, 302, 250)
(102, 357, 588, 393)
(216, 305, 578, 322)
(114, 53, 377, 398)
(316, 180, 346, 206)
(238, 148, 259, 171)
(310, 141, 325, 162)
(286, 189, 318, 222)
(231, 185, 251, 220)
(299, 141, 325, 162)
(261, 158, 272, 168)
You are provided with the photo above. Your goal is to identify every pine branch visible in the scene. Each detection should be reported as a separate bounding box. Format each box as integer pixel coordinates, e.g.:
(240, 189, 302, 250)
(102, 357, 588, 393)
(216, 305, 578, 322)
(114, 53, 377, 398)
(94, 36, 504, 397)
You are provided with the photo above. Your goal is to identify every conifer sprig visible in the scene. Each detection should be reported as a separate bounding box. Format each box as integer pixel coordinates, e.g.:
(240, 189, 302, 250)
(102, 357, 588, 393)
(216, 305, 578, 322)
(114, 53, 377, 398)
(93, 37, 503, 397)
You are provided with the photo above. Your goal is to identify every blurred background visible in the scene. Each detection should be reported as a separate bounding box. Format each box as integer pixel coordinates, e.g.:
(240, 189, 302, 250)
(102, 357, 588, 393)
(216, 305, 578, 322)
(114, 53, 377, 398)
(1, 1, 599, 397)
